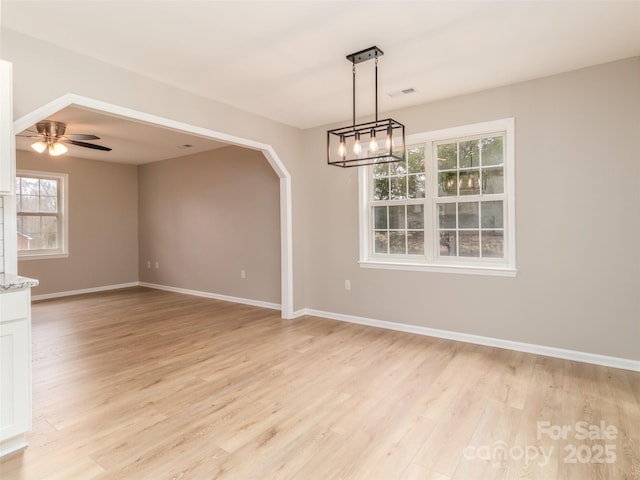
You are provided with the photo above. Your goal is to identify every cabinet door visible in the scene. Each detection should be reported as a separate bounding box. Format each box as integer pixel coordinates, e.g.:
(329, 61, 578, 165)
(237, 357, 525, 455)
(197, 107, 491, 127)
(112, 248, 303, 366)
(0, 318, 30, 441)
(0, 60, 15, 194)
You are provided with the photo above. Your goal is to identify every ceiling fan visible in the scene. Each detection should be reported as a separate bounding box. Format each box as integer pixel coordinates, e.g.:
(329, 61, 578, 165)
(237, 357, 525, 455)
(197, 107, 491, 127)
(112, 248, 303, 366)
(21, 120, 112, 156)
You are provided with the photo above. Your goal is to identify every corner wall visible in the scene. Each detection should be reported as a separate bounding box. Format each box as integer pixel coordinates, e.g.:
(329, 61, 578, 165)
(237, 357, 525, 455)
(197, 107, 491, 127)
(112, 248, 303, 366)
(302, 57, 640, 362)
(138, 146, 281, 304)
(16, 150, 139, 295)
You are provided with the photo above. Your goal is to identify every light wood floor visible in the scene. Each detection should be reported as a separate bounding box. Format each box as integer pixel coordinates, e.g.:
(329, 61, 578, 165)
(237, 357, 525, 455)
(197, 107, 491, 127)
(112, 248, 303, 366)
(1, 287, 639, 479)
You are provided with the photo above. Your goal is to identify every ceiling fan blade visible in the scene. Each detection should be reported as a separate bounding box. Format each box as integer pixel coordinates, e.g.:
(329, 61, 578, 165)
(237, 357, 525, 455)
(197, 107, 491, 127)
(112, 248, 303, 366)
(63, 134, 100, 141)
(62, 139, 112, 151)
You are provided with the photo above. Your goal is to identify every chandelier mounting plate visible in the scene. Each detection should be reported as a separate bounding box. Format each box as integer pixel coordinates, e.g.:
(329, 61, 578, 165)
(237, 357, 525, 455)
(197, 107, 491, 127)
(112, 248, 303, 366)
(346, 46, 384, 65)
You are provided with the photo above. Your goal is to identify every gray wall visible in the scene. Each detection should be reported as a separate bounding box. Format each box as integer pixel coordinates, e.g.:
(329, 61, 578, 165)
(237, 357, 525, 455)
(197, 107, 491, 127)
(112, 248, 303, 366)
(138, 146, 281, 304)
(16, 150, 139, 295)
(303, 57, 640, 360)
(16, 146, 281, 304)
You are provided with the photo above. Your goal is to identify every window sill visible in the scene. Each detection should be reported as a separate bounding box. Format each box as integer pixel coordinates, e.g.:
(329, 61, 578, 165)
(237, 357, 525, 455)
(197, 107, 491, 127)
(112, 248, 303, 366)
(18, 252, 69, 261)
(359, 259, 517, 277)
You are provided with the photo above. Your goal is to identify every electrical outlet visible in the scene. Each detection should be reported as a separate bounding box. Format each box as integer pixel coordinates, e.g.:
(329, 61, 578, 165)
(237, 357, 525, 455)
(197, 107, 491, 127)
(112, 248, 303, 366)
(146, 260, 151, 269)
(345, 280, 351, 290)
(155, 261, 159, 269)
(241, 270, 246, 279)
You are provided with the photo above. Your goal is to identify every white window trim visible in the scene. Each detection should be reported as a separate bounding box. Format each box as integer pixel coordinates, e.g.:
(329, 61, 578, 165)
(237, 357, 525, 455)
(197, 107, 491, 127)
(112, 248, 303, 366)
(358, 118, 516, 276)
(17, 169, 69, 260)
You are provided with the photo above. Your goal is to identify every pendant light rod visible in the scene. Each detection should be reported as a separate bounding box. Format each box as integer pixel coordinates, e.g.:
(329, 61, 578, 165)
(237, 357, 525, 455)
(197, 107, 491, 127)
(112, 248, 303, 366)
(375, 55, 378, 122)
(347, 46, 384, 127)
(352, 62, 356, 127)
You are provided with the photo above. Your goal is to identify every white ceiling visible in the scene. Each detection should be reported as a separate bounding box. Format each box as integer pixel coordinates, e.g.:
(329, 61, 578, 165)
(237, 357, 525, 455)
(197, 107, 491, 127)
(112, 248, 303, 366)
(4, 1, 640, 162)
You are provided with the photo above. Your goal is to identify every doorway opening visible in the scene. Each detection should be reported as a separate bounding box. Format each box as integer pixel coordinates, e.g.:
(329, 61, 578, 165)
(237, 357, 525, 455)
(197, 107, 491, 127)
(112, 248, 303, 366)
(13, 93, 294, 318)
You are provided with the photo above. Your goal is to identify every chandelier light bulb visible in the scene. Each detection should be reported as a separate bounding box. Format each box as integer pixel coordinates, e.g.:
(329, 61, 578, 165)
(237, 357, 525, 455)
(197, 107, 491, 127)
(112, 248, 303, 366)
(369, 128, 378, 153)
(353, 132, 362, 155)
(385, 127, 393, 150)
(338, 135, 346, 158)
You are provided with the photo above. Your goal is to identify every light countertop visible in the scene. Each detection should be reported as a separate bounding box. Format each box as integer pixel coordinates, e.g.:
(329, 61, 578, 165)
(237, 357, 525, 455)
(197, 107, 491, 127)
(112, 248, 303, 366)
(0, 274, 39, 291)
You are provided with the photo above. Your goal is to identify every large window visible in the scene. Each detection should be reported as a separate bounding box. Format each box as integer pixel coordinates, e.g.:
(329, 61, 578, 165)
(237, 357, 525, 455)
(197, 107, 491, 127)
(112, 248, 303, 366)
(16, 170, 68, 259)
(359, 118, 515, 275)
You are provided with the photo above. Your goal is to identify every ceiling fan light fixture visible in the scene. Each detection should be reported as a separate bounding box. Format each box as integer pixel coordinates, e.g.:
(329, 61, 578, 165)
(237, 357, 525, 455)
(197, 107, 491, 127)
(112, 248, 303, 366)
(31, 141, 47, 154)
(23, 120, 112, 157)
(49, 142, 68, 156)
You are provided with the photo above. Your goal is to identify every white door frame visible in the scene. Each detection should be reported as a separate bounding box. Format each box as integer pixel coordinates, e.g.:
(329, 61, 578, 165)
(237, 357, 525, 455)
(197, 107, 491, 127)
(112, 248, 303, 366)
(13, 93, 294, 318)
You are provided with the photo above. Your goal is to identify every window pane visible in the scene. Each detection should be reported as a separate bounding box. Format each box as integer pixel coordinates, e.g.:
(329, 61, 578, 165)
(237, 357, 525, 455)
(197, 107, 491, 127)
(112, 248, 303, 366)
(482, 167, 504, 194)
(374, 178, 389, 200)
(407, 204, 424, 229)
(373, 162, 389, 177)
(407, 231, 424, 255)
(42, 216, 59, 249)
(390, 176, 407, 200)
(437, 143, 457, 170)
(458, 202, 479, 228)
(438, 172, 457, 197)
(481, 136, 503, 166)
(21, 216, 41, 236)
(40, 179, 57, 196)
(21, 195, 39, 212)
(374, 206, 387, 229)
(407, 174, 425, 199)
(459, 140, 480, 168)
(29, 234, 45, 250)
(407, 147, 425, 174)
(389, 231, 406, 254)
(481, 201, 503, 228)
(438, 203, 456, 228)
(21, 178, 39, 195)
(389, 205, 406, 229)
(482, 231, 504, 258)
(439, 231, 456, 256)
(459, 170, 480, 195)
(459, 231, 480, 257)
(40, 196, 58, 213)
(389, 160, 407, 176)
(374, 231, 388, 254)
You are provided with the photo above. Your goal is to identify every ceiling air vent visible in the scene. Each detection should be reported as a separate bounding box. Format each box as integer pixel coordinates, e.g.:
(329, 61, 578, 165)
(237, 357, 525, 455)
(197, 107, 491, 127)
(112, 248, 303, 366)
(388, 88, 416, 98)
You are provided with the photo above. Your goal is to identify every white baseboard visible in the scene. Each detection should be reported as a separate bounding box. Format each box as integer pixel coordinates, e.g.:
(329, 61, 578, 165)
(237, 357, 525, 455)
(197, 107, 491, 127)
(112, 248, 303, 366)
(31, 282, 140, 302)
(139, 282, 281, 311)
(299, 308, 640, 372)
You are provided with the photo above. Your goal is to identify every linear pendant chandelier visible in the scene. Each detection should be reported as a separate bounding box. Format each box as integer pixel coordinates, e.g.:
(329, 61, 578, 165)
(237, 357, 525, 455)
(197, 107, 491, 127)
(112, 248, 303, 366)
(327, 46, 405, 168)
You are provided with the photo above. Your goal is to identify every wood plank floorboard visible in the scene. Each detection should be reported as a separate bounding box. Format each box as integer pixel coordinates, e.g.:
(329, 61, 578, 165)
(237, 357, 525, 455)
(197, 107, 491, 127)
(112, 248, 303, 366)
(1, 287, 639, 479)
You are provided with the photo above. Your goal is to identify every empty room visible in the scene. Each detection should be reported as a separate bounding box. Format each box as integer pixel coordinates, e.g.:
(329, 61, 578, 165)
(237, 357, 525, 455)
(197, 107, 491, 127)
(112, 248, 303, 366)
(0, 1, 639, 479)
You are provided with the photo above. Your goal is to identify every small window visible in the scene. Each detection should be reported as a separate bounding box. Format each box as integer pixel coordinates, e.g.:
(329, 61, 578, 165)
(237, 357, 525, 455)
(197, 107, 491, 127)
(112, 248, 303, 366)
(16, 170, 68, 259)
(359, 118, 516, 276)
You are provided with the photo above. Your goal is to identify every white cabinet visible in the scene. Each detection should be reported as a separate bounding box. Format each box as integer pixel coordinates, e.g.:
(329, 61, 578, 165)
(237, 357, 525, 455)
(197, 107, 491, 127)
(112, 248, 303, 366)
(0, 289, 32, 457)
(0, 60, 15, 194)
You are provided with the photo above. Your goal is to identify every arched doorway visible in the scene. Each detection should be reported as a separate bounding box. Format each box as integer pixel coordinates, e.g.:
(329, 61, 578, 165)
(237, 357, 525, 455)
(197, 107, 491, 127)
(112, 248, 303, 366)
(13, 93, 294, 318)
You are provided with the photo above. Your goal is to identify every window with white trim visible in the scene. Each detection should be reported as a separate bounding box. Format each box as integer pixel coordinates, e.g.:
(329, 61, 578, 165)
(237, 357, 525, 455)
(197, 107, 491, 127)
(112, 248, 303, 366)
(16, 170, 69, 259)
(359, 118, 516, 275)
